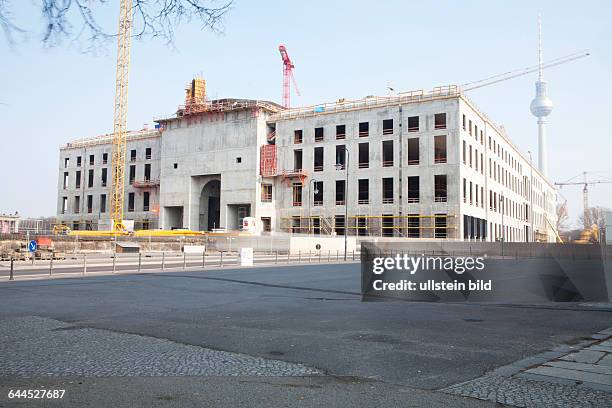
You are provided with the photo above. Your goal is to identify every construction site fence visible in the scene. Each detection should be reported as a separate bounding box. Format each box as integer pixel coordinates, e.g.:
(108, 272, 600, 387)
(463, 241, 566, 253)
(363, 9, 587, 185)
(1, 249, 360, 281)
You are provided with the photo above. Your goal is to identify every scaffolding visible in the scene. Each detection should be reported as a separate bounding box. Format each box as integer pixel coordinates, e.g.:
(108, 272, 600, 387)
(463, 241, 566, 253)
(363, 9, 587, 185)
(279, 214, 457, 239)
(260, 145, 277, 177)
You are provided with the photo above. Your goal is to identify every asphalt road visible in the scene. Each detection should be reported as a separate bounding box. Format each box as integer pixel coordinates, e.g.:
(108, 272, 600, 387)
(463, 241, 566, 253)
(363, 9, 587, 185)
(0, 263, 611, 407)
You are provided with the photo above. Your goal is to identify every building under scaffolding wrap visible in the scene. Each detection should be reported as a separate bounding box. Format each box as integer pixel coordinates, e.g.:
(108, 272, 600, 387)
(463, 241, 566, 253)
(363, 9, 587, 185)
(56, 80, 557, 242)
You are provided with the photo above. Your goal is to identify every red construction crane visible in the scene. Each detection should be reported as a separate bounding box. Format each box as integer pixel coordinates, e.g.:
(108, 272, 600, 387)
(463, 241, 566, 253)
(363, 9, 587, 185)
(279, 44, 300, 108)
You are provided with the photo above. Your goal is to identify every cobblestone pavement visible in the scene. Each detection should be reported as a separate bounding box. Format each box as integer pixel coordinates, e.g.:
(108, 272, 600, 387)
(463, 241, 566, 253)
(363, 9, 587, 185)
(0, 316, 321, 378)
(443, 327, 612, 408)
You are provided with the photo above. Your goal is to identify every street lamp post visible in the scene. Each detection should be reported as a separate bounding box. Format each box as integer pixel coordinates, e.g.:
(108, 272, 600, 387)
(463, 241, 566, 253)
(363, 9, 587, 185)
(335, 147, 350, 260)
(528, 150, 534, 243)
(500, 194, 505, 256)
(308, 178, 319, 235)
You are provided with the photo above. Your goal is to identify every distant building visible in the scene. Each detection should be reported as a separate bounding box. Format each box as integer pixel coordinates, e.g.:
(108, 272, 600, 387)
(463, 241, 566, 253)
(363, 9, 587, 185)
(0, 213, 20, 233)
(56, 83, 557, 242)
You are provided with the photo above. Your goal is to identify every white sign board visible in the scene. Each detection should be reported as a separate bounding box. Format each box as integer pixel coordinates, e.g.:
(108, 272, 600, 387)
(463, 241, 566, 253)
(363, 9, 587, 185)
(183, 245, 206, 254)
(239, 247, 254, 266)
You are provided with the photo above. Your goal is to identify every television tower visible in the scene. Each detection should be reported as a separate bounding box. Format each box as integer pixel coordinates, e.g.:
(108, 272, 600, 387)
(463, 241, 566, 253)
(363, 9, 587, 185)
(530, 13, 553, 177)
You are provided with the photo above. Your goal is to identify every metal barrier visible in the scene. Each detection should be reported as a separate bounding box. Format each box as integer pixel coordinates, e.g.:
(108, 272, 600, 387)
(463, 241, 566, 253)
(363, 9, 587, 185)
(1, 250, 361, 281)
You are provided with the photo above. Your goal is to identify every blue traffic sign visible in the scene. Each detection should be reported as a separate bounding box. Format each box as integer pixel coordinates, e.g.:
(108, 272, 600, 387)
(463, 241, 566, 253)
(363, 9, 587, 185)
(28, 240, 37, 252)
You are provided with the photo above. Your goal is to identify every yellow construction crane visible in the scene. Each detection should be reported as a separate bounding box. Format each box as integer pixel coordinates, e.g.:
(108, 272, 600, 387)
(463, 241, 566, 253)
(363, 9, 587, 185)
(110, 0, 134, 233)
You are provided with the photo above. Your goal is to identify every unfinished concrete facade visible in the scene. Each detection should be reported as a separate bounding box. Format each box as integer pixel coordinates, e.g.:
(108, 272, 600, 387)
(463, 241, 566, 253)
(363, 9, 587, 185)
(56, 130, 161, 230)
(56, 86, 556, 241)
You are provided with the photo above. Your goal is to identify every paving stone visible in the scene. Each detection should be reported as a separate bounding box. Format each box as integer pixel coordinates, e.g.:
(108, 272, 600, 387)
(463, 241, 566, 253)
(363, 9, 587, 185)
(560, 349, 605, 364)
(525, 366, 612, 386)
(545, 360, 612, 375)
(599, 355, 612, 367)
(443, 373, 612, 408)
(0, 316, 321, 378)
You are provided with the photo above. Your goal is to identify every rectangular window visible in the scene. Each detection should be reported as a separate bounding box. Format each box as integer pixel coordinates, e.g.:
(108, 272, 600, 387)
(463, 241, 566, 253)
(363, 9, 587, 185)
(144, 163, 151, 181)
(434, 113, 446, 129)
(407, 138, 419, 165)
(313, 181, 323, 206)
(382, 177, 394, 204)
(130, 149, 137, 162)
(143, 192, 150, 211)
(129, 165, 136, 184)
(335, 145, 346, 170)
(434, 135, 447, 164)
(74, 196, 80, 214)
(61, 197, 67, 214)
(294, 129, 303, 144)
(145, 147, 152, 159)
(335, 180, 346, 205)
(469, 145, 473, 167)
(88, 169, 94, 188)
(407, 214, 420, 238)
(358, 179, 369, 204)
(293, 150, 303, 171)
(314, 127, 324, 142)
(63, 172, 69, 189)
(357, 216, 367, 236)
(314, 146, 324, 171)
(407, 176, 419, 203)
(261, 184, 272, 202)
(261, 217, 271, 233)
(435, 213, 447, 238)
(470, 181, 473, 204)
(64, 157, 69, 168)
(408, 116, 419, 132)
(87, 195, 93, 213)
(100, 194, 106, 213)
(462, 141, 466, 164)
(382, 140, 393, 167)
(462, 114, 466, 130)
(102, 153, 108, 164)
(359, 121, 369, 137)
(128, 192, 135, 212)
(358, 142, 369, 168)
(382, 119, 393, 135)
(469, 120, 473, 136)
(76, 156, 82, 167)
(336, 125, 346, 139)
(434, 175, 447, 202)
(382, 214, 394, 237)
(292, 183, 303, 206)
(291, 216, 300, 234)
(75, 171, 81, 189)
(89, 154, 94, 166)
(101, 168, 107, 187)
(334, 215, 345, 236)
(463, 178, 467, 202)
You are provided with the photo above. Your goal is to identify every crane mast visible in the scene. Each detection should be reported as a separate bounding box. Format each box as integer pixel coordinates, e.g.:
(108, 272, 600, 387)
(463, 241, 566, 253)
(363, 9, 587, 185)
(278, 44, 299, 108)
(110, 0, 133, 232)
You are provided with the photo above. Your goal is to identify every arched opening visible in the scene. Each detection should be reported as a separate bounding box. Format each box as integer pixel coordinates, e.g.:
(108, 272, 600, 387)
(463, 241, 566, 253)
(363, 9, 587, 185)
(199, 180, 220, 231)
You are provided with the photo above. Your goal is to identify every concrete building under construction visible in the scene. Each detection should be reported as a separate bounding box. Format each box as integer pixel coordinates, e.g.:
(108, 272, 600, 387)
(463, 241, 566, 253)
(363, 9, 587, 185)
(57, 81, 557, 242)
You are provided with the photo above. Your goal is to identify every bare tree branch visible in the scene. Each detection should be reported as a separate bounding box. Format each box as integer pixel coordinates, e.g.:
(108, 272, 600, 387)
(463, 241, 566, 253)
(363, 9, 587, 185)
(0, 0, 26, 45)
(0, 0, 232, 51)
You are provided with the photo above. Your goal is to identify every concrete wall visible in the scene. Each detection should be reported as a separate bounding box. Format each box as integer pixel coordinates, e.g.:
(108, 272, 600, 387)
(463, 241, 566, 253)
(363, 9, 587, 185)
(158, 109, 268, 231)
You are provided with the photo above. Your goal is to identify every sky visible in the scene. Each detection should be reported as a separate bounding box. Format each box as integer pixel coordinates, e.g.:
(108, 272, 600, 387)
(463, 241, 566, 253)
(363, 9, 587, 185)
(1, 0, 611, 227)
